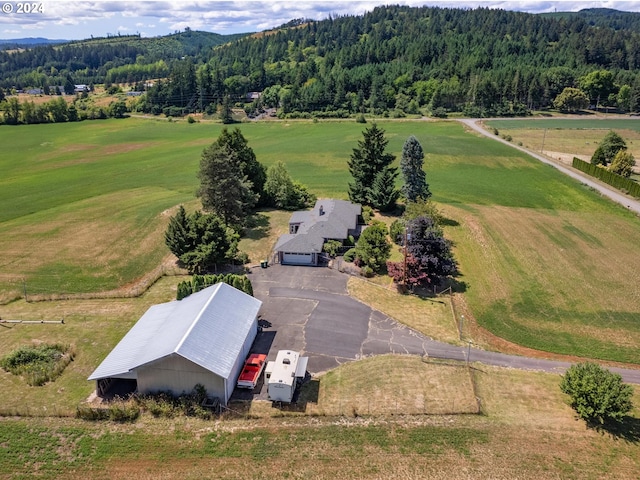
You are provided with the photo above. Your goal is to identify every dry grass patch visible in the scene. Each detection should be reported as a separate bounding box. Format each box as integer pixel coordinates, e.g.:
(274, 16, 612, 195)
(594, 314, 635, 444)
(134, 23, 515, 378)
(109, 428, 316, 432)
(316, 355, 479, 416)
(497, 127, 640, 160)
(347, 276, 459, 343)
(243, 355, 479, 417)
(239, 209, 292, 265)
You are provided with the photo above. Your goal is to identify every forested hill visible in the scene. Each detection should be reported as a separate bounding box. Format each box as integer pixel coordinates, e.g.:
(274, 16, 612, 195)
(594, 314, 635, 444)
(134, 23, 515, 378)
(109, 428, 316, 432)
(3, 6, 640, 118)
(0, 29, 247, 87)
(191, 5, 640, 116)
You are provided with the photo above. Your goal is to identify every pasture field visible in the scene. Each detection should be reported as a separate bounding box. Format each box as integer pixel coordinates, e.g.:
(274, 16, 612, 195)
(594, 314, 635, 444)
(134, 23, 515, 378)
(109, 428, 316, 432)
(2, 117, 640, 366)
(484, 117, 640, 163)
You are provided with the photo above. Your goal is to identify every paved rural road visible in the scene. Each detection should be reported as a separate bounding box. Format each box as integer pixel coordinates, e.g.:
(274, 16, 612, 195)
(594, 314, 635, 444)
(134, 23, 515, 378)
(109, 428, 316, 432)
(248, 265, 640, 385)
(458, 118, 640, 216)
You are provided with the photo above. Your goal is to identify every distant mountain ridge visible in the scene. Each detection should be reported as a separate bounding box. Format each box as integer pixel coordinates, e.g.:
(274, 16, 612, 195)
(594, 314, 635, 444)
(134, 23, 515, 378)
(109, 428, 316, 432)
(542, 7, 640, 32)
(0, 37, 69, 47)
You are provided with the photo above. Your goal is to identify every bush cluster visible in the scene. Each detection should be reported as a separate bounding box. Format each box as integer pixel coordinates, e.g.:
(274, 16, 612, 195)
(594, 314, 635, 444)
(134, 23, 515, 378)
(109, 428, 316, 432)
(76, 399, 141, 422)
(76, 385, 212, 422)
(0, 343, 75, 386)
(135, 384, 212, 419)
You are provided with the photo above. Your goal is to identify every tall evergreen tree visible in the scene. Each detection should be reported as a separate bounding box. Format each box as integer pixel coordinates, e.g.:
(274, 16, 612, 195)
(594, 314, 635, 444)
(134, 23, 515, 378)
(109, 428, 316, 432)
(219, 95, 233, 124)
(215, 128, 266, 205)
(164, 208, 237, 274)
(400, 135, 431, 202)
(370, 166, 400, 212)
(348, 123, 396, 206)
(197, 142, 257, 227)
(180, 210, 235, 274)
(164, 205, 190, 258)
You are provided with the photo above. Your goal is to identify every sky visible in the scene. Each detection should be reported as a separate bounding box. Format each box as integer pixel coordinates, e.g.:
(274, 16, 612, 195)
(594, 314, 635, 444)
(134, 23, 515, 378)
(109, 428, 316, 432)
(1, 1, 640, 40)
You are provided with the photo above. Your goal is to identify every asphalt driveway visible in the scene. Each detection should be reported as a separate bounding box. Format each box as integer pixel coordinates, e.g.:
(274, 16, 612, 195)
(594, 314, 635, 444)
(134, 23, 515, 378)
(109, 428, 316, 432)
(233, 264, 640, 403)
(248, 264, 432, 374)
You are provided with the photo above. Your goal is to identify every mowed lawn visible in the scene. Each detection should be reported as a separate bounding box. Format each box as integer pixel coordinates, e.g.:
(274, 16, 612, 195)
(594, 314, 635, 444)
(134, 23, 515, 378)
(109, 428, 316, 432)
(2, 117, 640, 364)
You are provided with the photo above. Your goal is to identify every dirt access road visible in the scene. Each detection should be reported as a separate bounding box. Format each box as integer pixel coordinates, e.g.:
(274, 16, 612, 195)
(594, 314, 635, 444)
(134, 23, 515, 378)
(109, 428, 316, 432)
(458, 118, 640, 216)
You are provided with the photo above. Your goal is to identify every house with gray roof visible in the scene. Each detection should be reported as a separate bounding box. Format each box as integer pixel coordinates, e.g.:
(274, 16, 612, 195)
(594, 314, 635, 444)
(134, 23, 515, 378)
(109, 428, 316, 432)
(274, 199, 363, 266)
(88, 282, 262, 405)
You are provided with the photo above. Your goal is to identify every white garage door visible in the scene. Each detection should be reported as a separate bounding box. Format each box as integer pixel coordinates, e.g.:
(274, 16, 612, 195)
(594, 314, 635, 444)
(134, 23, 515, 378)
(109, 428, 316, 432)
(282, 252, 314, 265)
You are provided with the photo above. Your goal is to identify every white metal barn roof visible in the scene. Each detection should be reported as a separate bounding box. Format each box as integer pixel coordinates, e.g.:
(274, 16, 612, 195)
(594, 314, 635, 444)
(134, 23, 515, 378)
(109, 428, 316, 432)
(88, 283, 262, 381)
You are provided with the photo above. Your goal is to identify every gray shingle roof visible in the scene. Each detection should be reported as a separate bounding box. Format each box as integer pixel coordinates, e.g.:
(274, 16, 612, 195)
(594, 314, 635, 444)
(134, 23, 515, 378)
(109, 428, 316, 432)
(275, 199, 361, 254)
(88, 283, 262, 381)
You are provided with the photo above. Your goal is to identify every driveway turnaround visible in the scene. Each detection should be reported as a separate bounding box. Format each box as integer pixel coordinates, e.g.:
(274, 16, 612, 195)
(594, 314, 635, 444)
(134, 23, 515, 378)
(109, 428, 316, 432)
(247, 264, 640, 385)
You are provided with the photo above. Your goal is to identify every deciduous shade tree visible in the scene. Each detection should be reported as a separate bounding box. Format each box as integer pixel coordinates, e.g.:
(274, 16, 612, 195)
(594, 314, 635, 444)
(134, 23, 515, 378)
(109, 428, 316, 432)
(560, 362, 633, 425)
(591, 130, 627, 166)
(553, 87, 589, 113)
(608, 150, 636, 177)
(579, 70, 617, 107)
(263, 160, 316, 210)
(400, 135, 431, 202)
(348, 123, 396, 206)
(354, 221, 391, 273)
(2, 97, 21, 125)
(165, 207, 238, 274)
(197, 141, 257, 227)
(387, 215, 457, 287)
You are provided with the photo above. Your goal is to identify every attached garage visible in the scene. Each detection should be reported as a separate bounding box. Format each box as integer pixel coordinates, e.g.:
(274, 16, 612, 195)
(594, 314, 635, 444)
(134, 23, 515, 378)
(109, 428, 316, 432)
(281, 252, 315, 265)
(274, 199, 363, 266)
(88, 282, 262, 406)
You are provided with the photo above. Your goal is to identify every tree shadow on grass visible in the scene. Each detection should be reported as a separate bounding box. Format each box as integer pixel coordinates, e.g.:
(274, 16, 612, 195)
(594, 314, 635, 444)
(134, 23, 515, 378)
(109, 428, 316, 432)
(243, 212, 270, 240)
(441, 217, 460, 227)
(588, 416, 640, 443)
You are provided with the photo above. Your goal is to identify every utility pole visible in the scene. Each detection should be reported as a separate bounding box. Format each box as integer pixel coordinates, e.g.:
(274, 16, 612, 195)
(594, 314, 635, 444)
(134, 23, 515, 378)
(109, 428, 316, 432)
(403, 227, 408, 286)
(541, 128, 547, 153)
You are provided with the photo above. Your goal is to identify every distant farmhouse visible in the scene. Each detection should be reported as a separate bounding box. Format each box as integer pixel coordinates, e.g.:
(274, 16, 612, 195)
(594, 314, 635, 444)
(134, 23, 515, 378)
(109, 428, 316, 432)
(274, 199, 363, 266)
(88, 283, 262, 406)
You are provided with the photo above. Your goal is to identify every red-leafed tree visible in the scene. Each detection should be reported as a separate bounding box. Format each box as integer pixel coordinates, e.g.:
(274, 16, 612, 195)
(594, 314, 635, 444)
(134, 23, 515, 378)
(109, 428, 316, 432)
(386, 255, 430, 288)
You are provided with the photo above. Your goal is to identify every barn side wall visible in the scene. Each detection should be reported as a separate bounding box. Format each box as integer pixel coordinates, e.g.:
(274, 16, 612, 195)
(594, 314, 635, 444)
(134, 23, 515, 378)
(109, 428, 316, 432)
(137, 354, 226, 402)
(225, 316, 258, 402)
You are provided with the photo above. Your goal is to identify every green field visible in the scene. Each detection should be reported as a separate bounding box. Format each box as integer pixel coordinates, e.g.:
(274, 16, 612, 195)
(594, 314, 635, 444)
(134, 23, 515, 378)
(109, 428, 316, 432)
(2, 117, 640, 365)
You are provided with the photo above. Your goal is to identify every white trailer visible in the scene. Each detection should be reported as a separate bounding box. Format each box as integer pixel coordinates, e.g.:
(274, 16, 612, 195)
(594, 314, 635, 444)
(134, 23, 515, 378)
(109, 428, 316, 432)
(264, 350, 309, 403)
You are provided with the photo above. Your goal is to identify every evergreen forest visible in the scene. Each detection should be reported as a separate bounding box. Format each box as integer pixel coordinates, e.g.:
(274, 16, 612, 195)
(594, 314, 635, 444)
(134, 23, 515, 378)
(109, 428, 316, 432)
(3, 6, 640, 118)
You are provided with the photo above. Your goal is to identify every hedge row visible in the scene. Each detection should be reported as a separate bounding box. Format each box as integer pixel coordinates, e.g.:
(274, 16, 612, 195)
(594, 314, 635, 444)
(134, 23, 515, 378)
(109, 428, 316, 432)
(572, 157, 640, 198)
(177, 274, 253, 300)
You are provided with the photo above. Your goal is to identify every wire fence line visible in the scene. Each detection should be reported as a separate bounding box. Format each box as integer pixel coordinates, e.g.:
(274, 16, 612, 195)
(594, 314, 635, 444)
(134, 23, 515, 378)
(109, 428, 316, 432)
(0, 263, 190, 304)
